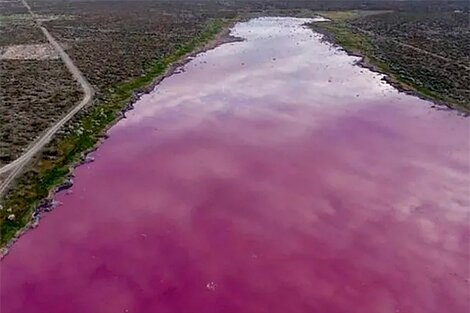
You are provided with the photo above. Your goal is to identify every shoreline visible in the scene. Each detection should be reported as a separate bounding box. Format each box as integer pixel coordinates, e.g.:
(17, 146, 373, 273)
(3, 13, 467, 258)
(308, 21, 469, 116)
(0, 18, 243, 258)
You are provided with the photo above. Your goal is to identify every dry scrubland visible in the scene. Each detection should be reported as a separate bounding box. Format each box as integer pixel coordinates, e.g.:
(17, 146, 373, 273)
(0, 6, 81, 164)
(0, 0, 469, 247)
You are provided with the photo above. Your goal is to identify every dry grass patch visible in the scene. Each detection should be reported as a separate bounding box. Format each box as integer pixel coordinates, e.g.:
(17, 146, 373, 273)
(0, 43, 59, 60)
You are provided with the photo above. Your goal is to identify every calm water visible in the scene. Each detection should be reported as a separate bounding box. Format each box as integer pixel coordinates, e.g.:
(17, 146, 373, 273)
(1, 17, 469, 313)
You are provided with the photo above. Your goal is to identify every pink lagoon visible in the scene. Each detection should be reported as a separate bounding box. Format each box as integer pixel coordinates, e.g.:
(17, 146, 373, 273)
(1, 17, 469, 313)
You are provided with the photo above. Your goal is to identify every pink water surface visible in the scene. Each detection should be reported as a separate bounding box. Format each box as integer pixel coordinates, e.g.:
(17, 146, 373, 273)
(1, 17, 469, 313)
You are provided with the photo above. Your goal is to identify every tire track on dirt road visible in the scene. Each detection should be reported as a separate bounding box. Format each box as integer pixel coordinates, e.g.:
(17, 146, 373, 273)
(0, 0, 94, 196)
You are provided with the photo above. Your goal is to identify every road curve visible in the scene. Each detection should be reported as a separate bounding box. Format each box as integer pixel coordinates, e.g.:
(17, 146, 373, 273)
(0, 0, 94, 196)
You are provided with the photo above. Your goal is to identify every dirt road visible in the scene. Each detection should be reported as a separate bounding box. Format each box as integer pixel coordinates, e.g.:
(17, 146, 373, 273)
(0, 0, 93, 196)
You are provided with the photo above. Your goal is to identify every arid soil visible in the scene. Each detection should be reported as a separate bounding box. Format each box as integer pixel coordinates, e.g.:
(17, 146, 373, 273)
(0, 8, 80, 164)
(0, 60, 81, 164)
(0, 43, 59, 60)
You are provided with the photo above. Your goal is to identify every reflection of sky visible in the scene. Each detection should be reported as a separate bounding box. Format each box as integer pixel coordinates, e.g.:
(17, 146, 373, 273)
(117, 17, 397, 133)
(113, 16, 468, 166)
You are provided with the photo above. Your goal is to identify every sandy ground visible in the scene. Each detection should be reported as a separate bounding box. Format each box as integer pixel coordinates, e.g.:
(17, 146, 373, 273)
(0, 43, 59, 60)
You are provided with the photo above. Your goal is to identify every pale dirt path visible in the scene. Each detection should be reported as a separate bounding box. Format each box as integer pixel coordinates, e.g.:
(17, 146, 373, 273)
(0, 0, 93, 196)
